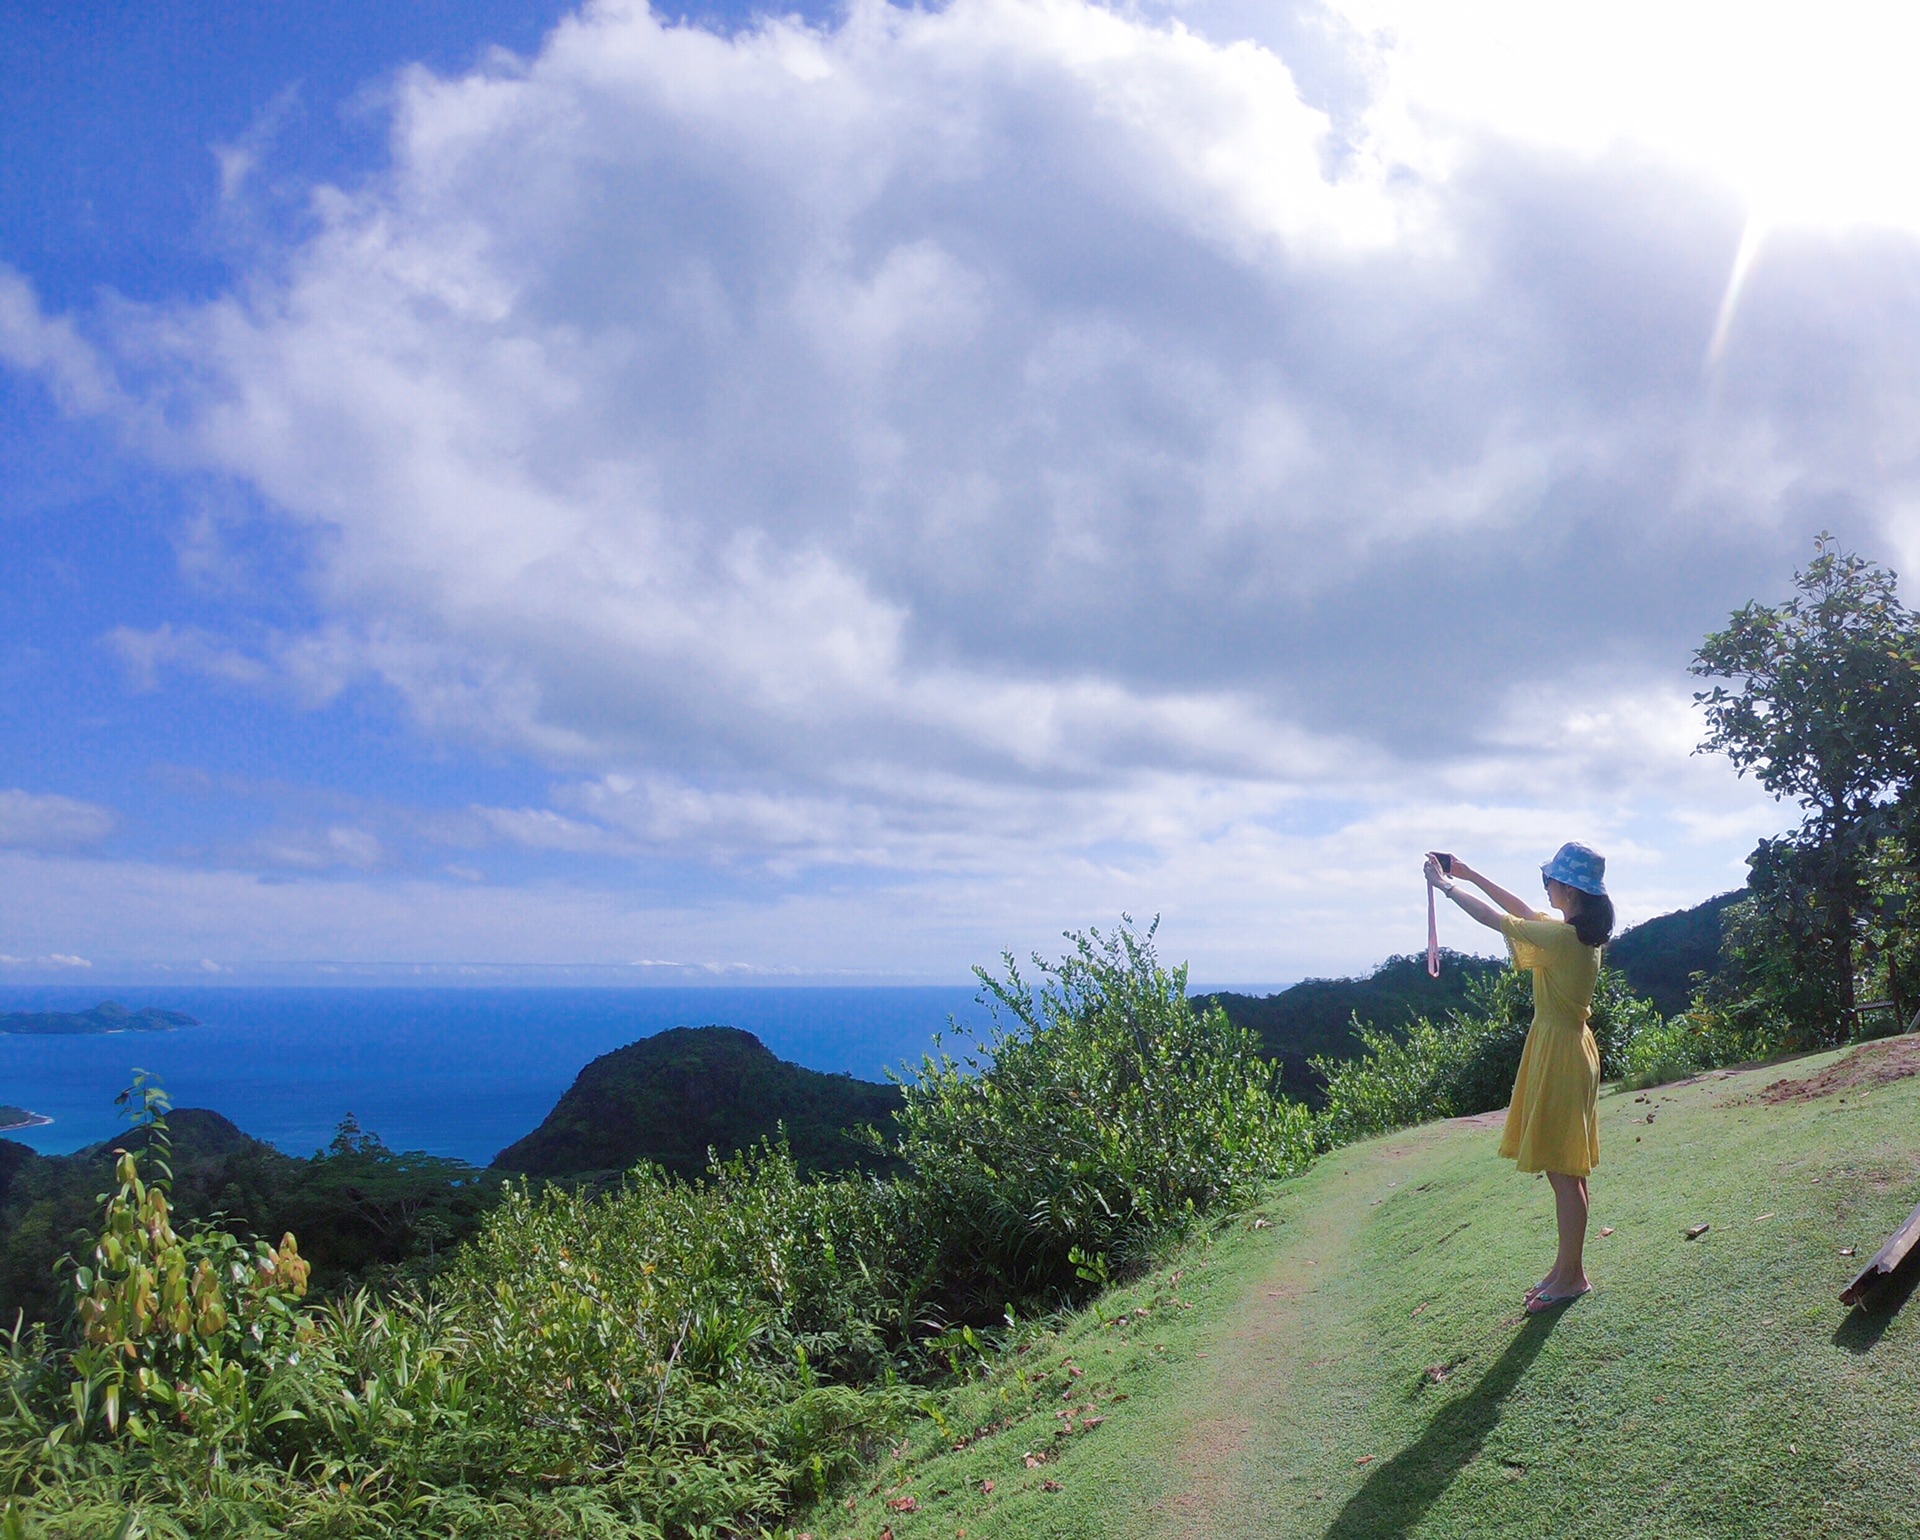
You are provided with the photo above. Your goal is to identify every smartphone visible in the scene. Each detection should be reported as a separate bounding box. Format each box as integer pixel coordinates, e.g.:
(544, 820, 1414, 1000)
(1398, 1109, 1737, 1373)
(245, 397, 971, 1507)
(1432, 851, 1455, 875)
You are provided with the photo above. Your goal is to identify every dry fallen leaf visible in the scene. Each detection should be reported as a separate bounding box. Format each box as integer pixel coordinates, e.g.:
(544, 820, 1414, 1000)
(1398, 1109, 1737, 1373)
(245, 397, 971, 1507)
(887, 1497, 920, 1514)
(981, 1480, 994, 1494)
(1412, 1302, 1428, 1317)
(1355, 1454, 1374, 1466)
(1042, 1479, 1063, 1492)
(1840, 1246, 1858, 1257)
(1754, 1212, 1776, 1222)
(1598, 1227, 1615, 1238)
(1253, 1218, 1271, 1229)
(1685, 1224, 1710, 1240)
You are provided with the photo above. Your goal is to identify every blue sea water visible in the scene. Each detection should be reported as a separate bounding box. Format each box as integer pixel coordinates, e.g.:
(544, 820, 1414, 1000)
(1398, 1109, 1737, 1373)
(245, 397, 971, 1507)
(0, 987, 997, 1166)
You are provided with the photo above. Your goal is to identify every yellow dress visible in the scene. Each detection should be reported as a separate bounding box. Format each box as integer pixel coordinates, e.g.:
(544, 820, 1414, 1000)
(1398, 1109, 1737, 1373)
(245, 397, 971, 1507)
(1495, 910, 1601, 1177)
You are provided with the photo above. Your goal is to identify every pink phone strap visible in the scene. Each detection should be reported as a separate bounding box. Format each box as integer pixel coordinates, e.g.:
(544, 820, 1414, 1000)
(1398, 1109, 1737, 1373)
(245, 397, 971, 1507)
(1427, 881, 1441, 978)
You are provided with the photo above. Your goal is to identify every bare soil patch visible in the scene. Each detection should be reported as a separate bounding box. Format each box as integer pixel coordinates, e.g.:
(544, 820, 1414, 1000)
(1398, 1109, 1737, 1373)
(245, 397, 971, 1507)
(1759, 1036, 1920, 1104)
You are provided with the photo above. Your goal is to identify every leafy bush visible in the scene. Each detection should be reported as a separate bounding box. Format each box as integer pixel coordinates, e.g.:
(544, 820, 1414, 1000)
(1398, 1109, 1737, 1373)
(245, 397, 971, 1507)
(1616, 1016, 1711, 1090)
(1313, 1016, 1471, 1147)
(894, 920, 1314, 1315)
(435, 1146, 916, 1516)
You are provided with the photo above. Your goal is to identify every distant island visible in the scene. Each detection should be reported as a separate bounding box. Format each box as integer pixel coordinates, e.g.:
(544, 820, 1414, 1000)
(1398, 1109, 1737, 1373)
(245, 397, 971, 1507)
(0, 1001, 197, 1036)
(0, 1107, 47, 1133)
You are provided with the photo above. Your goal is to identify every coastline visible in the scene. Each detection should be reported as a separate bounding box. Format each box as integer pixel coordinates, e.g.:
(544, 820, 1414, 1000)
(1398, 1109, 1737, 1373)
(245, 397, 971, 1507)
(0, 1111, 51, 1134)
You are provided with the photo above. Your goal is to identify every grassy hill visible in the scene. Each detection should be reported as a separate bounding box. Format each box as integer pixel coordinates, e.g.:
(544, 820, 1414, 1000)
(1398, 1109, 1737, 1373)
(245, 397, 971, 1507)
(813, 1038, 1920, 1539)
(490, 1024, 902, 1180)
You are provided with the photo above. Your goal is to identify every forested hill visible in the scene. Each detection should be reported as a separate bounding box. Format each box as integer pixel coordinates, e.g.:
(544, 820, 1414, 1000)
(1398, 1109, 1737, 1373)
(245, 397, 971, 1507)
(1606, 888, 1744, 1014)
(1201, 951, 1507, 1106)
(1206, 889, 1745, 1105)
(491, 1025, 902, 1181)
(0, 1110, 498, 1324)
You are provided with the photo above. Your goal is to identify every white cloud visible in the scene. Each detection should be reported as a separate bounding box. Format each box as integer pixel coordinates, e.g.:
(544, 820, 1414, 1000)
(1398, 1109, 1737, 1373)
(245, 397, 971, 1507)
(2, 0, 1903, 969)
(0, 790, 116, 851)
(0, 269, 120, 414)
(244, 825, 388, 872)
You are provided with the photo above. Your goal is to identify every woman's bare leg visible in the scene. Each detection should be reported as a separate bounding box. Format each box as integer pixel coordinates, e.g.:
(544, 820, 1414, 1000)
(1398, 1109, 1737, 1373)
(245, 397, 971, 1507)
(1545, 1172, 1590, 1293)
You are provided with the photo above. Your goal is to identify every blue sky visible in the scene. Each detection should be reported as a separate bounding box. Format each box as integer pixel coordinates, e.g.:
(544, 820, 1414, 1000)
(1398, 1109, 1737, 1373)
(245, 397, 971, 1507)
(3, 1, 1916, 983)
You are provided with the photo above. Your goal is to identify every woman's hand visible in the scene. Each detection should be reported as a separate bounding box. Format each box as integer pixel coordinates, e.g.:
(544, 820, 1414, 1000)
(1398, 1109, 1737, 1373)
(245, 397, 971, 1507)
(1424, 855, 1450, 888)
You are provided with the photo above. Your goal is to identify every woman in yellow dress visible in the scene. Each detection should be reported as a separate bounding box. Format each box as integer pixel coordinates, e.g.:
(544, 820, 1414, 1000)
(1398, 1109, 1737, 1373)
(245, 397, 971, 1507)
(1424, 842, 1614, 1313)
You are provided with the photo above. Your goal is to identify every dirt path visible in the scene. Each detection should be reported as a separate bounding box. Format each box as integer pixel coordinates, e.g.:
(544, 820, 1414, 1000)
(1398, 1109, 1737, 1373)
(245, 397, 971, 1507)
(1143, 1126, 1436, 1536)
(1141, 1113, 1514, 1540)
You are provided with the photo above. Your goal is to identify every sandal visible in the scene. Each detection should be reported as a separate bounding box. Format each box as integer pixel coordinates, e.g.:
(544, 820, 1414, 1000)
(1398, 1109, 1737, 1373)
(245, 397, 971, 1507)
(1525, 1283, 1591, 1314)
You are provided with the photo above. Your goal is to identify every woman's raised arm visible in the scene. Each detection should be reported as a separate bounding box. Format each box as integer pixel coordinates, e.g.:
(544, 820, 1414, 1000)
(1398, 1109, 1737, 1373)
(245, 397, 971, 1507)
(1448, 858, 1534, 919)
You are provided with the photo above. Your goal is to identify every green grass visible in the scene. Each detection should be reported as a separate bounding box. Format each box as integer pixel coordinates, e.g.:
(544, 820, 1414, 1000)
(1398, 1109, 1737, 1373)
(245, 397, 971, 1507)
(810, 1047, 1920, 1539)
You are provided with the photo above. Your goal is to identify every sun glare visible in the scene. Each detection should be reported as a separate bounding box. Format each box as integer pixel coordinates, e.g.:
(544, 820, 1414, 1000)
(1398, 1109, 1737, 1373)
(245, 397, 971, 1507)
(1342, 0, 1920, 237)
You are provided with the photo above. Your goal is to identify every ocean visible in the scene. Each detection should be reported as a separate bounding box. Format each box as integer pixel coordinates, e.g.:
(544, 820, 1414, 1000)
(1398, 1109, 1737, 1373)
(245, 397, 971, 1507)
(0, 986, 999, 1166)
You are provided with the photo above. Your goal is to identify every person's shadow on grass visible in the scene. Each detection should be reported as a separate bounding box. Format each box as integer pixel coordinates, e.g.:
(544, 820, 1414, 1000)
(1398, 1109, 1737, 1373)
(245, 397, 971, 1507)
(1322, 1310, 1561, 1540)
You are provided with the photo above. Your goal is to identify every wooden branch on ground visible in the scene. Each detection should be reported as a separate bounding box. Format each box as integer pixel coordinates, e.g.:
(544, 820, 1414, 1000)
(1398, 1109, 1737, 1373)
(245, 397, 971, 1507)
(1841, 1196, 1920, 1308)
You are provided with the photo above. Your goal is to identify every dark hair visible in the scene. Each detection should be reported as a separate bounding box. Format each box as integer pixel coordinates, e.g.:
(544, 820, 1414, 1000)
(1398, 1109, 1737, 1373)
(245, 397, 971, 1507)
(1570, 892, 1614, 949)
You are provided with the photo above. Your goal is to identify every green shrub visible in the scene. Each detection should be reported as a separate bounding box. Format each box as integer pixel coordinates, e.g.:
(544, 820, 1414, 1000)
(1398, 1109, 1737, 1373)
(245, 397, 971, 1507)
(436, 1146, 915, 1514)
(1313, 1016, 1469, 1147)
(1616, 1015, 1711, 1090)
(893, 919, 1314, 1316)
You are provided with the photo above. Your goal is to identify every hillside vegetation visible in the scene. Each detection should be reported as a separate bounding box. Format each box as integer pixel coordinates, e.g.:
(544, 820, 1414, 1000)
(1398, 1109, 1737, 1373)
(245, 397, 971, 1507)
(0, 923, 1317, 1537)
(1205, 890, 1737, 1107)
(0, 1111, 500, 1325)
(1202, 952, 1507, 1107)
(816, 1039, 1920, 1540)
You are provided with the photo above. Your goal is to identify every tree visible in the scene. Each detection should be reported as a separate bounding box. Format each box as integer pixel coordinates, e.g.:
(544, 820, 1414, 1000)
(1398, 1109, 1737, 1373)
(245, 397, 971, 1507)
(1691, 535, 1920, 1036)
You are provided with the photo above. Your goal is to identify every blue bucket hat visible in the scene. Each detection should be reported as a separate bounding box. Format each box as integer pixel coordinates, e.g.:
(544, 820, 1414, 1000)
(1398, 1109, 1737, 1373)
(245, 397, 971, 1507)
(1541, 841, 1607, 897)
